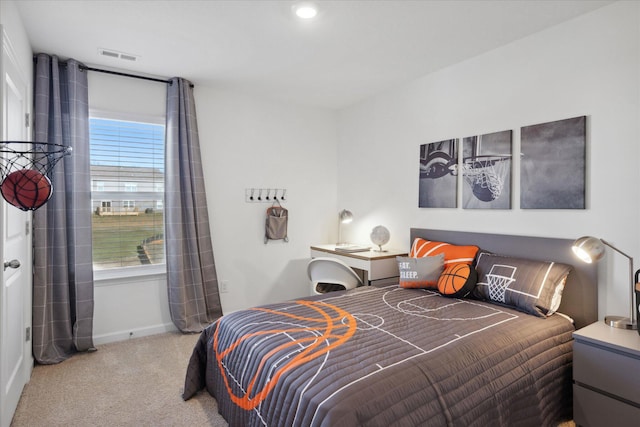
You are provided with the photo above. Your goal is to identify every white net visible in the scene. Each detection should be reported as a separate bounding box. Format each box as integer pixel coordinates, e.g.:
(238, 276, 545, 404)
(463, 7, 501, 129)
(486, 273, 515, 303)
(0, 142, 71, 181)
(462, 156, 510, 202)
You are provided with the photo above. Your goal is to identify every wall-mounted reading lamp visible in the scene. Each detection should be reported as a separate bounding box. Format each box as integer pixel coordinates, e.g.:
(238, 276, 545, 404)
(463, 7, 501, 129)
(572, 236, 637, 330)
(336, 209, 353, 247)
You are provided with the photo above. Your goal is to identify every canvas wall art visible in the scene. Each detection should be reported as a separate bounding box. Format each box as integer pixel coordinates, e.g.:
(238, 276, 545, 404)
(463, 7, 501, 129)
(419, 139, 458, 208)
(461, 130, 513, 209)
(520, 116, 586, 209)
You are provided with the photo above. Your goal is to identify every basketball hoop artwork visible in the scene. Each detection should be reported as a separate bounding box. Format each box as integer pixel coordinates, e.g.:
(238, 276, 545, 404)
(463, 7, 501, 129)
(460, 130, 513, 209)
(461, 155, 511, 202)
(0, 142, 72, 211)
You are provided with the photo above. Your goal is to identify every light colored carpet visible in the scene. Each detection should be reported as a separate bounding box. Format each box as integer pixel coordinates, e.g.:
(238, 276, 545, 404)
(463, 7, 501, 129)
(11, 331, 228, 427)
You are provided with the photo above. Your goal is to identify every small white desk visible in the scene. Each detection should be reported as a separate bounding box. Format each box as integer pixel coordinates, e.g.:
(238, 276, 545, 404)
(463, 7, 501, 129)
(310, 244, 407, 286)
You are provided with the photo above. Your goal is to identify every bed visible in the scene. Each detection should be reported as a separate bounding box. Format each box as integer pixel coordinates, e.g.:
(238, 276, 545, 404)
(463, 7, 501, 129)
(183, 228, 598, 426)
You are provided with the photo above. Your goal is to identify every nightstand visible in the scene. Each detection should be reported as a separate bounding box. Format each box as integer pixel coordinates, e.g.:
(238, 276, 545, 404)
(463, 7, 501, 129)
(310, 244, 407, 286)
(572, 321, 640, 427)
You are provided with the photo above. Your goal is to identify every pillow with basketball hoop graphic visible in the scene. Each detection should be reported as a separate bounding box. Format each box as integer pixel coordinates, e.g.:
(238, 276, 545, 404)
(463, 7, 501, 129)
(410, 238, 479, 267)
(472, 251, 573, 318)
(396, 254, 445, 289)
(437, 263, 478, 298)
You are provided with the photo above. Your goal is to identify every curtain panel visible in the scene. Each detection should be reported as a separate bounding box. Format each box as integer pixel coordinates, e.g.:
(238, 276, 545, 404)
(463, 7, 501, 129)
(32, 54, 95, 364)
(165, 77, 222, 332)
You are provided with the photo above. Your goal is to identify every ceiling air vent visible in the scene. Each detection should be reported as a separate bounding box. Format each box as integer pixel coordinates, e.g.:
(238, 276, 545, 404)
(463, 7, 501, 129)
(98, 48, 139, 62)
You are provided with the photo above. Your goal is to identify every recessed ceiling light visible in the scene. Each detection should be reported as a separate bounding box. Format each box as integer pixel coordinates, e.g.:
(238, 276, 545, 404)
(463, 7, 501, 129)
(292, 2, 318, 19)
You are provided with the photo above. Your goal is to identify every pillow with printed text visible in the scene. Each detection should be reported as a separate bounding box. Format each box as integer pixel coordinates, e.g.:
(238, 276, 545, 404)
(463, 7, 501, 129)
(396, 254, 445, 289)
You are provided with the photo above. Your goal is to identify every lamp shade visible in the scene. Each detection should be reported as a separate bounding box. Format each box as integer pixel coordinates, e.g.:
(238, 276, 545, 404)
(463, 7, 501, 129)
(339, 209, 353, 224)
(336, 209, 353, 246)
(572, 236, 606, 264)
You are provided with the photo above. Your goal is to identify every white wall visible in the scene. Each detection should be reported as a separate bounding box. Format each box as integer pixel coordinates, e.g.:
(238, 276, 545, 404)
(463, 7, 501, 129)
(0, 2, 31, 76)
(336, 1, 640, 320)
(195, 86, 338, 313)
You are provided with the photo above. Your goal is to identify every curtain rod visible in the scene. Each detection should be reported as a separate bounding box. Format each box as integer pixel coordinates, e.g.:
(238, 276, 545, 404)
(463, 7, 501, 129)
(33, 55, 193, 87)
(78, 65, 195, 88)
(79, 65, 173, 85)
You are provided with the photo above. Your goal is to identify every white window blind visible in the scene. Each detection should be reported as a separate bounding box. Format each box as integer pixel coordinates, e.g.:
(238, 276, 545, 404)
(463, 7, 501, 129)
(90, 117, 165, 270)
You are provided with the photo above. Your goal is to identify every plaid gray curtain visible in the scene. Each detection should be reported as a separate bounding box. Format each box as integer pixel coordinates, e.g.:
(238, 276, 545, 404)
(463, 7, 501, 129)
(32, 54, 95, 364)
(165, 77, 221, 332)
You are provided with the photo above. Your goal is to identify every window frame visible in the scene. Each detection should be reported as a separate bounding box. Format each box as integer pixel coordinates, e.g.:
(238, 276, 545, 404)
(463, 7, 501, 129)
(89, 109, 166, 281)
(124, 182, 138, 192)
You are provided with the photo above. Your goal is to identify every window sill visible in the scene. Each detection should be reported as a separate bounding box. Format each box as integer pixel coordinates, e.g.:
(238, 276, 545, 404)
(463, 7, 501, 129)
(94, 264, 166, 286)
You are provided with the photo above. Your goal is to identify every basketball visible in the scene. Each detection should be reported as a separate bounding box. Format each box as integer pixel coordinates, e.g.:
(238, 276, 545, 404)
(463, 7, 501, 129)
(437, 263, 477, 298)
(473, 183, 498, 202)
(0, 169, 52, 211)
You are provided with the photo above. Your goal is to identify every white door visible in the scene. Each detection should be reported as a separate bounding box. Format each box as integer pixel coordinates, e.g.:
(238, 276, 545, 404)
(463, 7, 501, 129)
(0, 33, 33, 427)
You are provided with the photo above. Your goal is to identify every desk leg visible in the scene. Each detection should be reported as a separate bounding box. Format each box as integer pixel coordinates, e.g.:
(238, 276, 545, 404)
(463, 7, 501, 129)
(351, 268, 369, 286)
(363, 270, 370, 286)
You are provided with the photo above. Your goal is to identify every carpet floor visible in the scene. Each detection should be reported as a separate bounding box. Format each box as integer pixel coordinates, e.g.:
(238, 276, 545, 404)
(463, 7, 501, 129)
(11, 331, 228, 427)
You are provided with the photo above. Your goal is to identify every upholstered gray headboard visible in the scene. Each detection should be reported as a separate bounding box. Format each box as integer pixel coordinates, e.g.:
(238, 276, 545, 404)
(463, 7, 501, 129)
(410, 228, 598, 329)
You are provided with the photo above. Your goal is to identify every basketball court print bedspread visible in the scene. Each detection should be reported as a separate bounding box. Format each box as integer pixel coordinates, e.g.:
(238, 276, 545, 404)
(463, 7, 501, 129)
(183, 284, 574, 427)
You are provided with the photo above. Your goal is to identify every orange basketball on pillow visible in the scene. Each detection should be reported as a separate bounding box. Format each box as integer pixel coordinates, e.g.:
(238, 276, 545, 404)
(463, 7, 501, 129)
(0, 169, 52, 211)
(437, 263, 477, 298)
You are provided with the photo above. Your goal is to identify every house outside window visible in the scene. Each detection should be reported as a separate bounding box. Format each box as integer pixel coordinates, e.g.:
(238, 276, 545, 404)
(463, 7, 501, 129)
(90, 117, 165, 272)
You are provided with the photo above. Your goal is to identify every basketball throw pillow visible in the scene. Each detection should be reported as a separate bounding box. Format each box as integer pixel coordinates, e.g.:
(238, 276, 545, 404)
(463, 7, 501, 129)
(437, 263, 478, 298)
(410, 238, 479, 266)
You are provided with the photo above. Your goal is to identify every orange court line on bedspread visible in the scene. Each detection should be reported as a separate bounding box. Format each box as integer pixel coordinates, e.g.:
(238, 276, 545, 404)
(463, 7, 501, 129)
(213, 299, 357, 411)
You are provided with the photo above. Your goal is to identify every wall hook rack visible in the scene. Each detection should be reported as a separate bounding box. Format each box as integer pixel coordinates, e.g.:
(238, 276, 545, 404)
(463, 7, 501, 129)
(245, 188, 287, 203)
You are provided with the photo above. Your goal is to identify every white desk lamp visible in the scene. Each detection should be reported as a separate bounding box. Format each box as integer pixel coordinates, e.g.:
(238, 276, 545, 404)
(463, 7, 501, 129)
(336, 209, 353, 246)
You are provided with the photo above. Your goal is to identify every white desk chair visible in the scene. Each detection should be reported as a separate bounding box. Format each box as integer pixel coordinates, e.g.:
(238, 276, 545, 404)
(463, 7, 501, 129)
(307, 257, 363, 295)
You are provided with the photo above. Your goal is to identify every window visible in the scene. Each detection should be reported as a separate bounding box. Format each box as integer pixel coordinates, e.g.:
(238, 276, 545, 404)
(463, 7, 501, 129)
(93, 181, 105, 192)
(90, 117, 165, 271)
(100, 201, 112, 213)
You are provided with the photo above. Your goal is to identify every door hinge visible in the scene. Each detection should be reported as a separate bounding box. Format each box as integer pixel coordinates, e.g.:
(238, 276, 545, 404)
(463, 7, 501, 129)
(25, 113, 30, 128)
(25, 326, 31, 342)
(25, 220, 30, 235)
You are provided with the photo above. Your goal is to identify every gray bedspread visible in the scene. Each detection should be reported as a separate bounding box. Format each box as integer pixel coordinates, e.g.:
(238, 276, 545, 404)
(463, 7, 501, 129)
(183, 284, 574, 426)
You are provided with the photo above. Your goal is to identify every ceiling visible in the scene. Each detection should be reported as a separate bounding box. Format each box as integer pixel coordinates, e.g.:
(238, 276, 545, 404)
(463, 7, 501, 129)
(15, 0, 613, 110)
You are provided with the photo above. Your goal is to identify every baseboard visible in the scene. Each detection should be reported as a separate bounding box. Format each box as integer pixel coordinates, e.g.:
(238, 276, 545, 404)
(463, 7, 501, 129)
(93, 323, 178, 345)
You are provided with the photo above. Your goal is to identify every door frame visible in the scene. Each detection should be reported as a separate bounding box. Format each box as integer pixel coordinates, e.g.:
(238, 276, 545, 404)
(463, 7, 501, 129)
(0, 25, 33, 427)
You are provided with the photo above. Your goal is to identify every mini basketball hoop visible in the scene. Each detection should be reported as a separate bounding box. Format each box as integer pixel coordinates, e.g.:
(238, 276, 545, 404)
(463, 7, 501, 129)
(0, 141, 71, 211)
(461, 155, 511, 202)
